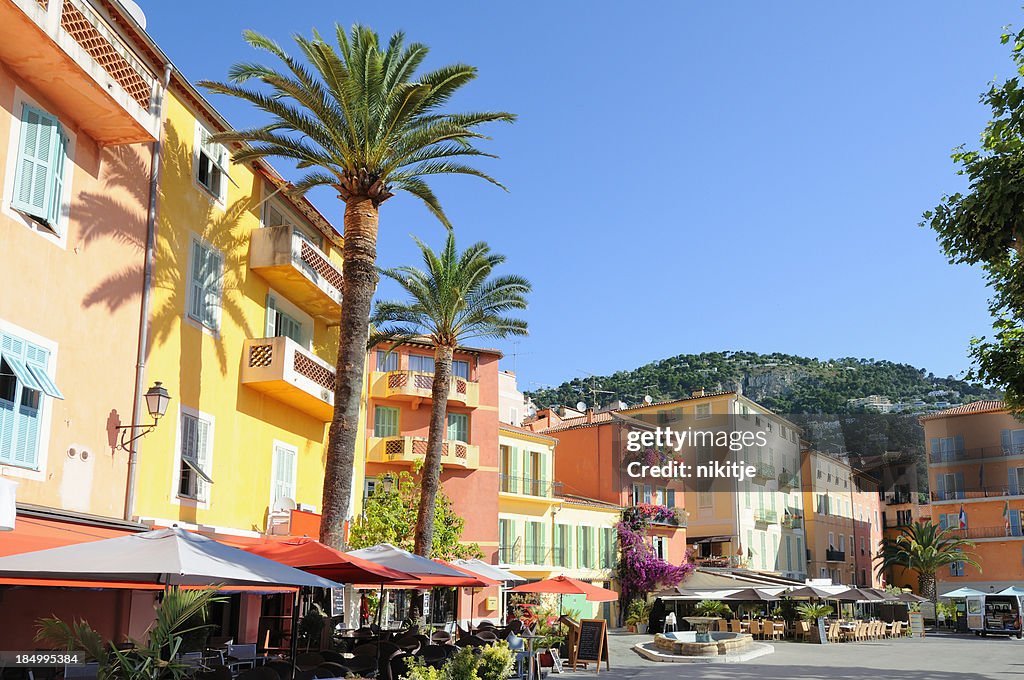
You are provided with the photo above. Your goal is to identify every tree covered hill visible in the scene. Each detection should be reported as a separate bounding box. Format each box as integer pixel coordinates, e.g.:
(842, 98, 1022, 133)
(526, 350, 1001, 415)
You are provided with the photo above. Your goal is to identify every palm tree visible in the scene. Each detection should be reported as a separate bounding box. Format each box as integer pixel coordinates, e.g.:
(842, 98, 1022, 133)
(876, 520, 980, 607)
(199, 26, 514, 548)
(371, 233, 530, 555)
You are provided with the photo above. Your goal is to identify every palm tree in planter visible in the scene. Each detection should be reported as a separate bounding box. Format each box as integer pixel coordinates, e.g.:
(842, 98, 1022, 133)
(371, 233, 530, 555)
(199, 26, 514, 548)
(876, 520, 980, 608)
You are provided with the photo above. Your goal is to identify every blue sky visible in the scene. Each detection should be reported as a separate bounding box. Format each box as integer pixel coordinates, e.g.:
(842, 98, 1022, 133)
(138, 1, 1020, 395)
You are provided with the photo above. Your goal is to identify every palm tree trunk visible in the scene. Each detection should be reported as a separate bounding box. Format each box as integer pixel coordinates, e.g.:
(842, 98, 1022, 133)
(918, 570, 937, 611)
(414, 345, 454, 556)
(320, 196, 379, 549)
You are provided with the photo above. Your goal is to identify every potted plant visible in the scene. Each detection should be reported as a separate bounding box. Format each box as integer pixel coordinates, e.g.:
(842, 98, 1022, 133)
(625, 599, 652, 634)
(796, 603, 834, 644)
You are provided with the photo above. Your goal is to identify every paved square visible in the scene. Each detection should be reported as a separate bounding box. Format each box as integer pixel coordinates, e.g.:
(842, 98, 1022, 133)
(597, 631, 1021, 680)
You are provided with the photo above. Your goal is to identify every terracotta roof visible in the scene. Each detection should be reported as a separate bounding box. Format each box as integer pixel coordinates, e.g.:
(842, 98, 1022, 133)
(555, 494, 622, 510)
(539, 411, 616, 433)
(919, 400, 1006, 421)
(499, 422, 558, 442)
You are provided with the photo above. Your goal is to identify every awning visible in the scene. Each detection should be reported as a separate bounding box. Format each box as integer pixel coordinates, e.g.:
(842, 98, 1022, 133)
(0, 514, 141, 558)
(691, 536, 734, 545)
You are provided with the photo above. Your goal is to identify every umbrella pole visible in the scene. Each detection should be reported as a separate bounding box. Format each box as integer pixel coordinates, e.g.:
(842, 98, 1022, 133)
(289, 587, 301, 680)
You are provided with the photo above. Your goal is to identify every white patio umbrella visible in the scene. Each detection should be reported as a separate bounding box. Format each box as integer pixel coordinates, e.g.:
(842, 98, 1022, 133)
(939, 587, 986, 599)
(0, 526, 340, 588)
(452, 558, 525, 583)
(997, 586, 1024, 597)
(346, 543, 471, 579)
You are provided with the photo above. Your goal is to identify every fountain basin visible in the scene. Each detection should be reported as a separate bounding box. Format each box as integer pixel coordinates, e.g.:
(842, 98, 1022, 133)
(654, 631, 753, 656)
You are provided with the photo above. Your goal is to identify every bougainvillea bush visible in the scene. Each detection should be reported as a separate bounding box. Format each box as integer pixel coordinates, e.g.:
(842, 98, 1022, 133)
(616, 508, 694, 604)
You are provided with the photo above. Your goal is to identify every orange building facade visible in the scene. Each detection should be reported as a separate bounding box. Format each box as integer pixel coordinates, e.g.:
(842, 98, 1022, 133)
(530, 409, 689, 566)
(922, 401, 1024, 594)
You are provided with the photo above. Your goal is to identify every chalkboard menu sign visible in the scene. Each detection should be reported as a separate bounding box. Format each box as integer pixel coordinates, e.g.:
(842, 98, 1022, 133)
(574, 619, 609, 673)
(331, 588, 345, 619)
(909, 612, 925, 637)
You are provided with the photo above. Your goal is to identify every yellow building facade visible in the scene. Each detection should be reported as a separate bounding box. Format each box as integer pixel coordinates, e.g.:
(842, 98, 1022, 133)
(130, 82, 365, 537)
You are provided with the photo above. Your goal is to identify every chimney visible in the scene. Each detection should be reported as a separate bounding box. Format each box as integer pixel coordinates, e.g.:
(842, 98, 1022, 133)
(586, 408, 595, 424)
(692, 388, 705, 398)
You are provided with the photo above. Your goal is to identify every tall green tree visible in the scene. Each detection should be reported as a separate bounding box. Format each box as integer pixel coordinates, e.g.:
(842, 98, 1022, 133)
(923, 25, 1024, 412)
(348, 470, 481, 559)
(200, 26, 514, 548)
(371, 234, 530, 556)
(875, 520, 980, 607)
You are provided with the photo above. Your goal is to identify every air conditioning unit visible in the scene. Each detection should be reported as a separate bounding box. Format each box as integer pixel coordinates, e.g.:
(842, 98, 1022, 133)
(297, 502, 317, 513)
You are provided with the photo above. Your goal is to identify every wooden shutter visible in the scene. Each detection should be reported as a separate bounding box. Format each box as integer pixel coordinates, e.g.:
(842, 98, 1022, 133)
(1002, 430, 1012, 453)
(12, 104, 59, 220)
(266, 295, 278, 337)
(1010, 469, 1020, 496)
(190, 240, 206, 322)
(205, 247, 223, 329)
(954, 472, 965, 499)
(576, 526, 584, 567)
(509, 447, 519, 493)
(553, 523, 562, 565)
(1011, 510, 1021, 537)
(47, 129, 66, 228)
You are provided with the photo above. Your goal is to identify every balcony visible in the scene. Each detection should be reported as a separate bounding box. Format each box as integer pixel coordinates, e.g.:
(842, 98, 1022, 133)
(929, 444, 1024, 464)
(946, 525, 1024, 540)
(930, 486, 1024, 502)
(777, 471, 798, 492)
(367, 435, 480, 470)
(622, 504, 686, 528)
(782, 515, 803, 530)
(753, 508, 778, 525)
(370, 370, 479, 408)
(499, 474, 563, 498)
(240, 336, 335, 420)
(522, 546, 550, 566)
(695, 555, 742, 568)
(0, 0, 161, 144)
(825, 549, 846, 562)
(250, 225, 343, 322)
(498, 545, 519, 565)
(751, 462, 776, 485)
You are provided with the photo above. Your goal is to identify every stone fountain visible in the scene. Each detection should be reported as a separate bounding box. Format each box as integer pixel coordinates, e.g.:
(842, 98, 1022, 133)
(682, 616, 719, 643)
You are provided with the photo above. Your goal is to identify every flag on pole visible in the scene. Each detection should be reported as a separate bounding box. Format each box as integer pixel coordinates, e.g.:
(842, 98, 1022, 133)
(1004, 501, 1011, 536)
(958, 505, 967, 530)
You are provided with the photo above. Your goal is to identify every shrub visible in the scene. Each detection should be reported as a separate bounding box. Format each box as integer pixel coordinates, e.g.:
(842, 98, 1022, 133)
(477, 642, 515, 680)
(694, 600, 732, 618)
(795, 603, 834, 621)
(625, 599, 652, 626)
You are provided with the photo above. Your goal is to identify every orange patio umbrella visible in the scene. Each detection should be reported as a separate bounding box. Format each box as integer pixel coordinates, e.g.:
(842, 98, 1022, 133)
(510, 575, 618, 616)
(243, 538, 413, 584)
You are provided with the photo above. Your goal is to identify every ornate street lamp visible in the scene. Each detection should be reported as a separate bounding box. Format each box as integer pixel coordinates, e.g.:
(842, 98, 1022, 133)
(116, 381, 172, 452)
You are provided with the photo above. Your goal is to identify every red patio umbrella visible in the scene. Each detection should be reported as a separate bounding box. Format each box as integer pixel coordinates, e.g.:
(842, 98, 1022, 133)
(509, 575, 618, 616)
(244, 538, 414, 583)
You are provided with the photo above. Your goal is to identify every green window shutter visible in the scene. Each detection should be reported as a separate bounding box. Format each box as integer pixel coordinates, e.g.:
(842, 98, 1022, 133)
(576, 527, 584, 567)
(12, 104, 60, 221)
(524, 522, 535, 563)
(509, 447, 519, 493)
(47, 129, 66, 228)
(195, 418, 211, 502)
(553, 523, 562, 565)
(590, 527, 597, 567)
(265, 295, 278, 337)
(374, 407, 399, 437)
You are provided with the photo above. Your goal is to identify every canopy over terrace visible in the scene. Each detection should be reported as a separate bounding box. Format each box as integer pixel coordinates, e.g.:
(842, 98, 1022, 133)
(0, 527, 340, 588)
(243, 538, 413, 583)
(940, 587, 986, 599)
(345, 543, 492, 587)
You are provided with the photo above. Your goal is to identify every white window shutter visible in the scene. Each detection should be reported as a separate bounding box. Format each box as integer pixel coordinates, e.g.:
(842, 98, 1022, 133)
(47, 131, 66, 229)
(196, 418, 210, 501)
(266, 295, 278, 338)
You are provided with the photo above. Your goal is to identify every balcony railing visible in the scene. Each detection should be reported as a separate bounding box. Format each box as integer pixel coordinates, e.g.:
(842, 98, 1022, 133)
(369, 436, 480, 470)
(552, 547, 569, 568)
(825, 549, 846, 562)
(782, 515, 803, 530)
(498, 545, 519, 564)
(250, 225, 343, 321)
(930, 486, 1024, 502)
(777, 471, 798, 491)
(240, 336, 335, 420)
(522, 546, 550, 566)
(5, 0, 161, 143)
(929, 445, 1024, 464)
(754, 508, 778, 525)
(752, 462, 776, 484)
(946, 526, 1024, 540)
(371, 370, 479, 408)
(622, 504, 686, 527)
(499, 474, 563, 498)
(695, 555, 743, 568)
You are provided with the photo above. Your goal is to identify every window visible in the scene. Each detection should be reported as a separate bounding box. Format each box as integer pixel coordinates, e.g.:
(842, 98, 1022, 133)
(930, 436, 964, 461)
(447, 412, 469, 442)
(12, 104, 68, 231)
(0, 331, 61, 469)
(374, 406, 399, 438)
(632, 483, 642, 505)
(195, 122, 229, 201)
(376, 350, 399, 373)
(652, 536, 668, 560)
(271, 442, 297, 505)
(187, 236, 223, 331)
(499, 519, 516, 563)
(698, 489, 713, 508)
(1001, 429, 1024, 456)
(409, 354, 434, 373)
(525, 521, 545, 564)
(263, 198, 323, 249)
(178, 411, 213, 501)
(695, 402, 711, 420)
(577, 526, 596, 568)
(266, 295, 304, 345)
(828, 532, 835, 550)
(452, 360, 470, 380)
(363, 477, 378, 505)
(950, 561, 965, 577)
(600, 527, 616, 568)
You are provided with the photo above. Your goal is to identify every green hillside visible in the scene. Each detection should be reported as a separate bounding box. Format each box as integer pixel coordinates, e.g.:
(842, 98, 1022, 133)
(526, 350, 1000, 415)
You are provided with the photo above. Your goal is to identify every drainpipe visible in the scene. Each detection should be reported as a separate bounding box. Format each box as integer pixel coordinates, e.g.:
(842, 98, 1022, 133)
(124, 63, 173, 522)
